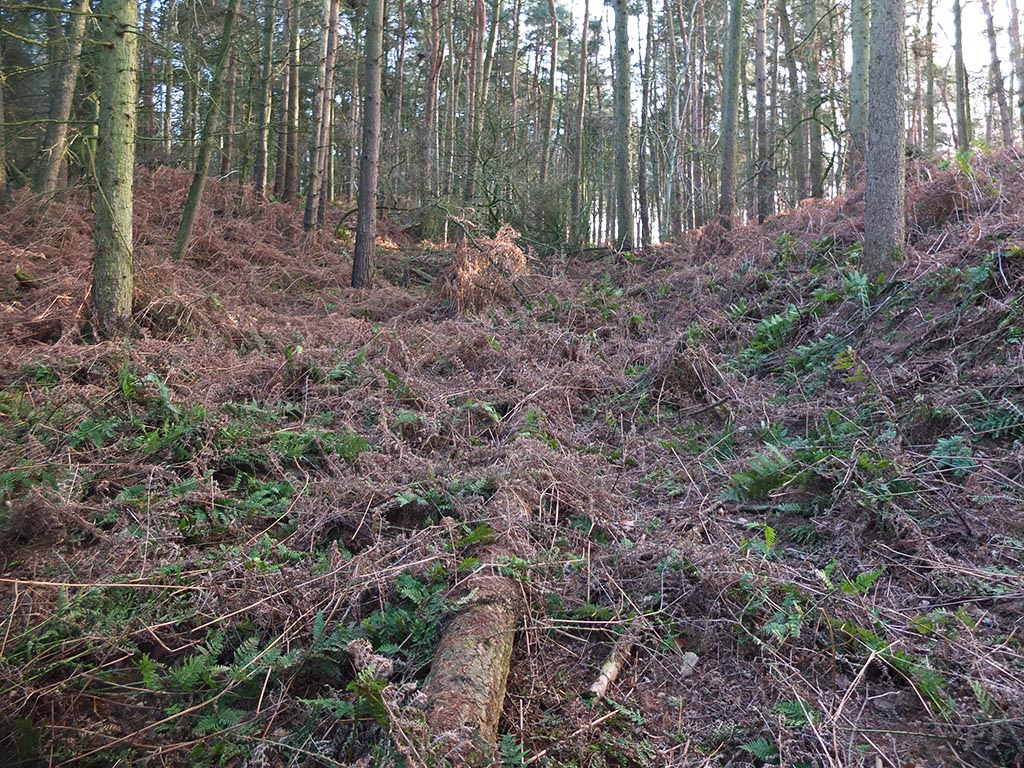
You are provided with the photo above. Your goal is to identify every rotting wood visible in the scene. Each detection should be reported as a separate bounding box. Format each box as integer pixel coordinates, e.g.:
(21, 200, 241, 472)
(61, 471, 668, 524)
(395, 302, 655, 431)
(586, 625, 637, 699)
(421, 490, 530, 762)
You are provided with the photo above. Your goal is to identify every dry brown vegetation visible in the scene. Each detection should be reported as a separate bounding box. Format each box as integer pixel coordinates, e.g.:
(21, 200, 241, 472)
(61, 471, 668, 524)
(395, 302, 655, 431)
(1, 156, 1022, 767)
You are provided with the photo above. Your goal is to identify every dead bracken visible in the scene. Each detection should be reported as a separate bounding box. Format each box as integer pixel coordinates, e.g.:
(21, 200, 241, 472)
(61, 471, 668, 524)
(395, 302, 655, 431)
(1, 155, 1023, 766)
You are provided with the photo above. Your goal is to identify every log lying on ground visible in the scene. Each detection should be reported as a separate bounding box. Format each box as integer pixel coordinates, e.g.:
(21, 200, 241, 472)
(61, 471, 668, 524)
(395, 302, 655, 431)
(421, 490, 530, 762)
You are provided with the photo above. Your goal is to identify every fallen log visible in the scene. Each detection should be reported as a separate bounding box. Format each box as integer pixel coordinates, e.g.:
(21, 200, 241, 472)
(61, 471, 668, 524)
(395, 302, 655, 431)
(421, 490, 530, 763)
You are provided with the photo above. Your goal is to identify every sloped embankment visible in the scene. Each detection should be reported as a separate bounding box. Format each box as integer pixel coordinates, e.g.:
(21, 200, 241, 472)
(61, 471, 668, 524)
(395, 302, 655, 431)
(0, 156, 1021, 766)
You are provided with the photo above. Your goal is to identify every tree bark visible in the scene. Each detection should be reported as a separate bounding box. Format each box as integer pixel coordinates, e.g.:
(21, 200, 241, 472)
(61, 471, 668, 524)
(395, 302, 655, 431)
(1010, 0, 1024, 137)
(863, 0, 905, 278)
(613, 0, 634, 250)
(638, 0, 654, 246)
(718, 0, 742, 229)
(981, 0, 1013, 145)
(352, 0, 385, 288)
(254, 0, 276, 199)
(92, 0, 138, 339)
(422, 0, 442, 201)
(848, 0, 870, 183)
(422, 489, 527, 759)
(283, 0, 301, 202)
(778, 2, 808, 202)
(925, 0, 936, 153)
(802, 0, 824, 197)
(37, 0, 91, 196)
(219, 47, 237, 177)
(570, 0, 590, 247)
(304, 0, 339, 231)
(539, 0, 558, 184)
(755, 0, 771, 221)
(953, 0, 971, 151)
(174, 0, 241, 260)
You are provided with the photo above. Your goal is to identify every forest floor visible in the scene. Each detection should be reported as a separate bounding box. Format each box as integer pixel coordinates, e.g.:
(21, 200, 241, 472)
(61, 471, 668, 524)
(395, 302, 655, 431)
(1, 155, 1023, 768)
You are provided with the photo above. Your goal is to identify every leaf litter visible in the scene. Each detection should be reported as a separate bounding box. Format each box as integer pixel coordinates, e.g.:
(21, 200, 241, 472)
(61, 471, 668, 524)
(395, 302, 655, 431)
(0, 156, 1022, 766)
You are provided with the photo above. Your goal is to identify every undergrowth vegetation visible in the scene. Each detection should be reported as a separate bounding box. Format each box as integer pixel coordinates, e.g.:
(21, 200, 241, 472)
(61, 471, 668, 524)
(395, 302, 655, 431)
(1, 159, 1023, 766)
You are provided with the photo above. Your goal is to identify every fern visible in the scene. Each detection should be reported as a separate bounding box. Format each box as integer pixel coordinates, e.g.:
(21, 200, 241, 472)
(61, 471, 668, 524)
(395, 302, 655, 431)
(498, 733, 527, 766)
(970, 402, 1024, 442)
(772, 697, 818, 727)
(726, 444, 795, 501)
(738, 736, 779, 762)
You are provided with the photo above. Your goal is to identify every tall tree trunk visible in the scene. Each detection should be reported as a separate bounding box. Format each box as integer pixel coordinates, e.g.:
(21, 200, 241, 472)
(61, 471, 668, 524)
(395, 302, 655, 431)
(254, 0, 276, 199)
(140, 0, 156, 158)
(570, 0, 590, 247)
(802, 0, 824, 197)
(352, 0, 385, 288)
(0, 46, 7, 208)
(463, 0, 485, 200)
(317, 3, 340, 226)
(755, 0, 771, 221)
(92, 0, 138, 339)
(778, 2, 808, 202)
(638, 0, 654, 246)
(864, 0, 905, 278)
(219, 48, 237, 177)
(981, 0, 1013, 145)
(162, 0, 175, 162)
(953, 0, 971, 151)
(1010, 0, 1024, 137)
(306, 0, 341, 230)
(539, 0, 558, 183)
(848, 0, 870, 182)
(37, 0, 90, 195)
(304, 0, 334, 230)
(174, 0, 241, 260)
(422, 0, 441, 201)
(284, 0, 301, 202)
(718, 0, 742, 228)
(925, 0, 936, 153)
(613, 0, 634, 250)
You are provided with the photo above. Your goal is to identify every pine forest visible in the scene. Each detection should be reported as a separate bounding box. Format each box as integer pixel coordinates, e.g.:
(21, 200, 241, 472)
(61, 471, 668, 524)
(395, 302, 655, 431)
(1, 0, 1023, 765)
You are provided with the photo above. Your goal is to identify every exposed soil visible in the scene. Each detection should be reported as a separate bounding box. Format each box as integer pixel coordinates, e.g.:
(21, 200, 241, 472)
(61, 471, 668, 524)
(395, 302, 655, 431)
(1, 157, 1022, 767)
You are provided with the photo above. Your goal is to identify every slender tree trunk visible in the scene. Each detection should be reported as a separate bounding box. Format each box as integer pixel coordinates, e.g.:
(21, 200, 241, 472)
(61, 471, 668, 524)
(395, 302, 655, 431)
(953, 0, 971, 151)
(140, 0, 156, 157)
(284, 0, 301, 202)
(802, 0, 824, 197)
(317, 2, 340, 226)
(981, 0, 1013, 145)
(174, 0, 241, 260)
(0, 48, 7, 208)
(570, 0, 590, 247)
(755, 0, 770, 221)
(254, 0, 276, 199)
(463, 0, 485, 200)
(613, 0, 634, 250)
(539, 0, 558, 183)
(162, 0, 175, 162)
(778, 2, 808, 202)
(1009, 0, 1024, 137)
(352, 0, 385, 288)
(864, 0, 905, 278)
(422, 0, 441, 201)
(638, 0, 654, 245)
(304, 0, 334, 230)
(219, 48, 237, 177)
(92, 0, 138, 339)
(718, 0, 742, 228)
(848, 0, 870, 182)
(37, 0, 90, 195)
(925, 0, 936, 152)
